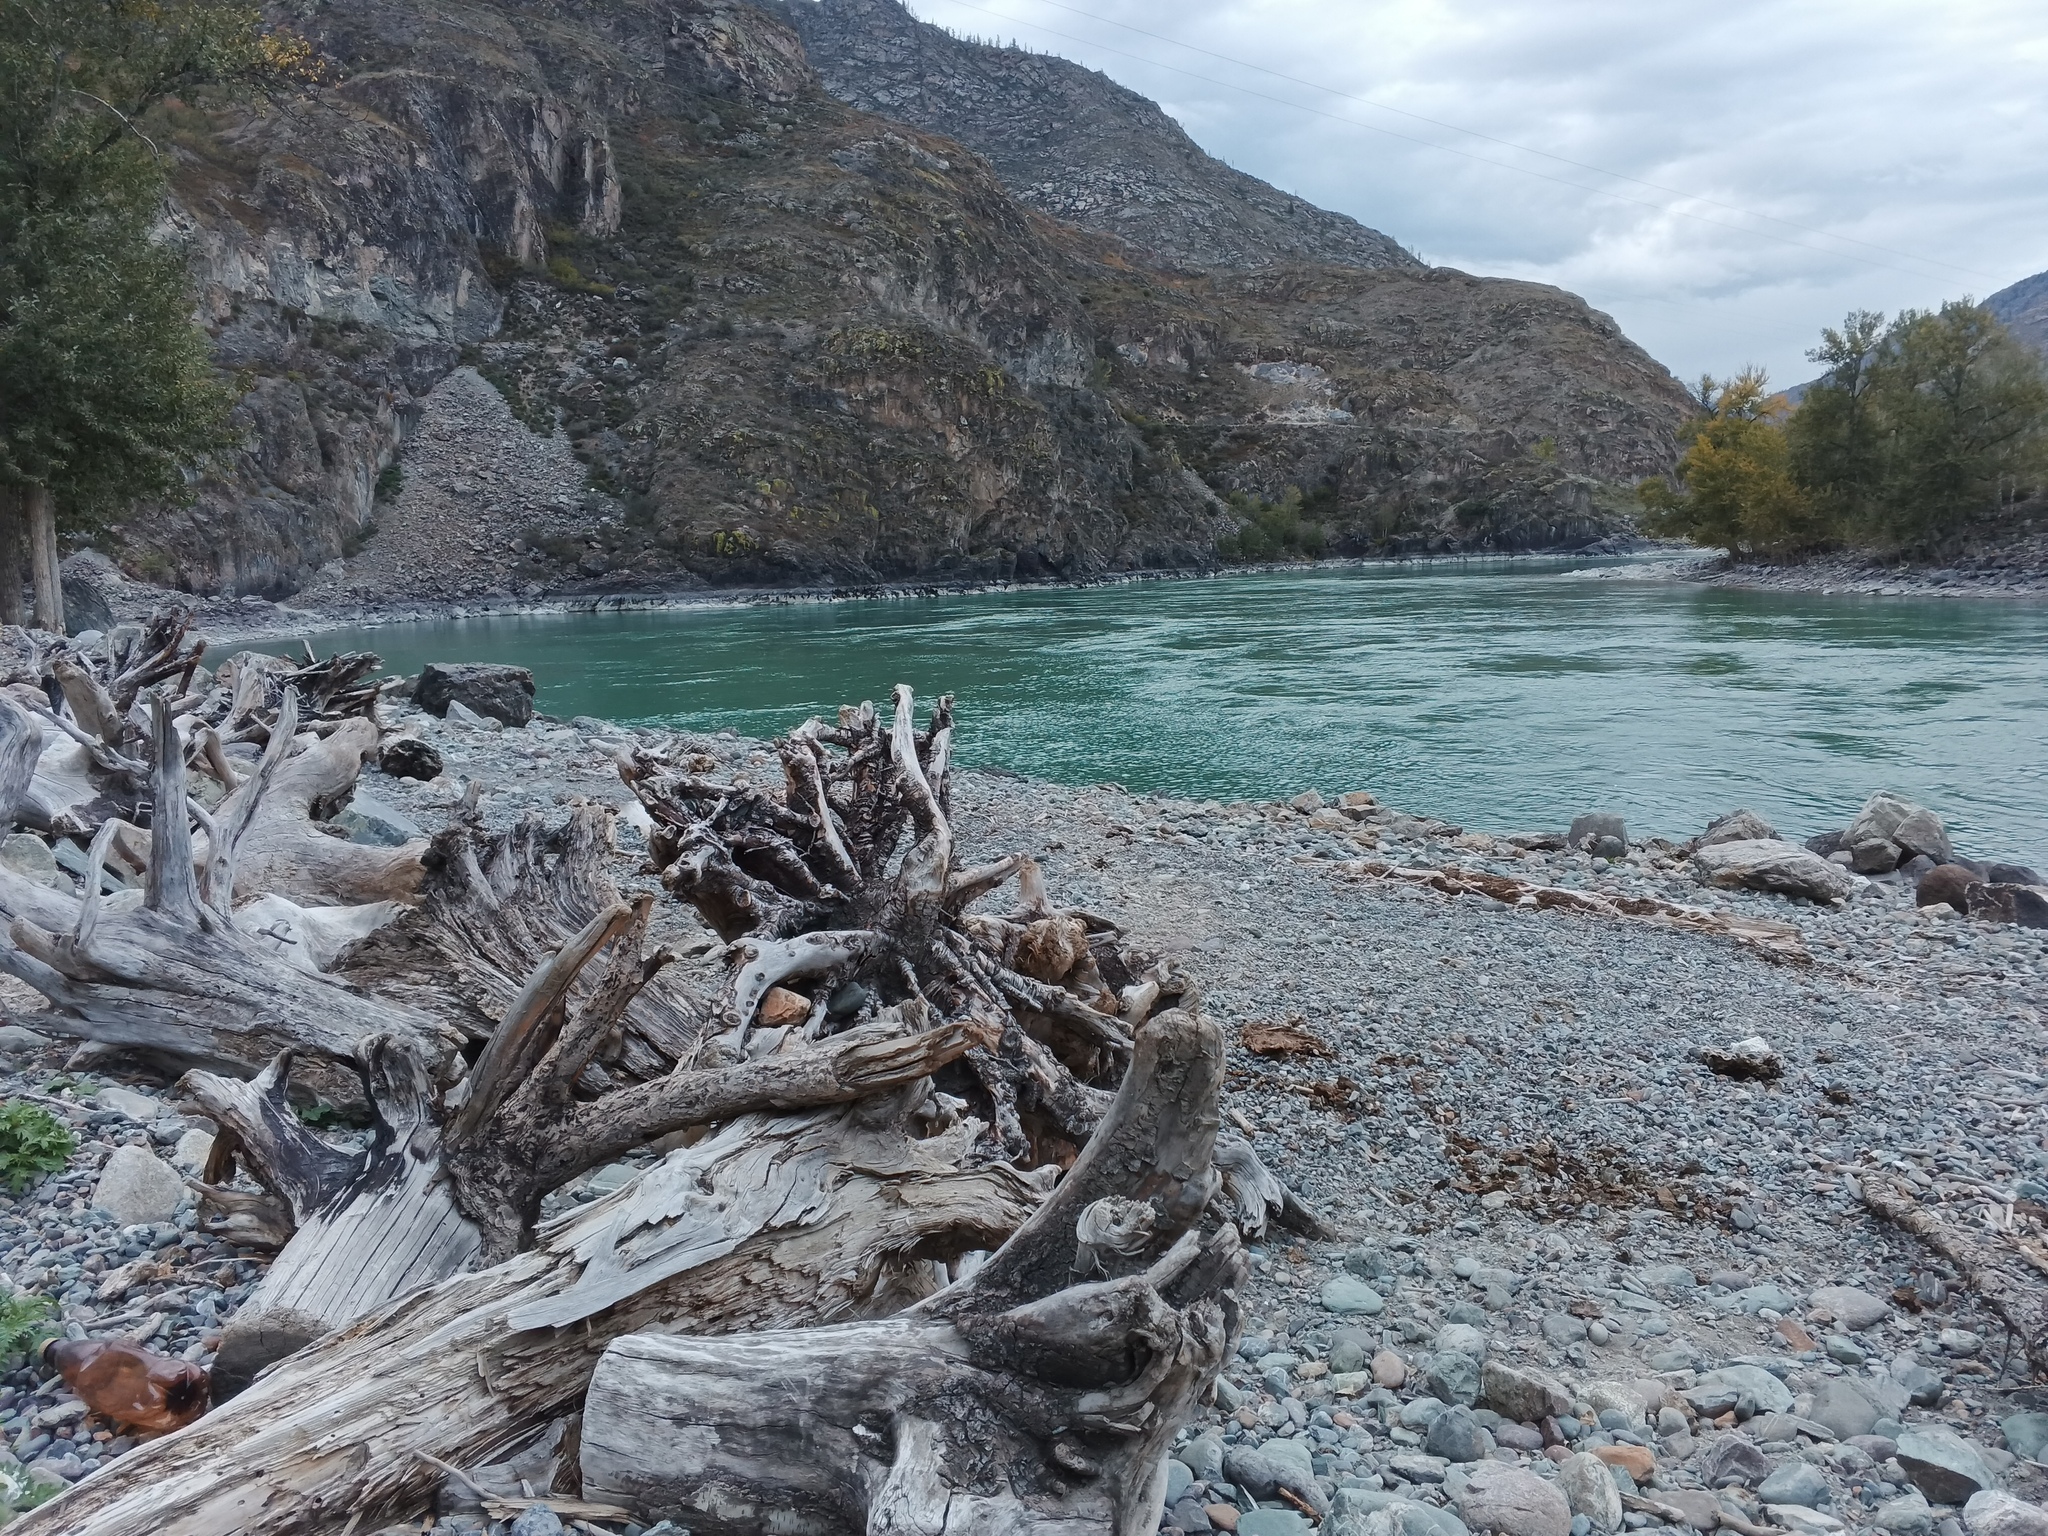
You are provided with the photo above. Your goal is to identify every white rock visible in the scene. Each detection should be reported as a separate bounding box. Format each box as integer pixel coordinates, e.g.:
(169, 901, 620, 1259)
(1966, 1492, 2048, 1536)
(171, 1129, 215, 1176)
(93, 1144, 186, 1226)
(1769, 1506, 1847, 1535)
(1557, 1451, 1623, 1533)
(1691, 839, 1862, 903)
(94, 1084, 161, 1121)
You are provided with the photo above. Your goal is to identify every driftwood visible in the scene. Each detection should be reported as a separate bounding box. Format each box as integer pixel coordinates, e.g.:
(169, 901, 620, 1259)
(580, 1006, 1244, 1534)
(1337, 855, 1814, 964)
(16, 1096, 1044, 1536)
(0, 695, 454, 1075)
(336, 807, 704, 1077)
(622, 687, 1144, 1167)
(10, 681, 1303, 1536)
(1859, 1172, 2048, 1380)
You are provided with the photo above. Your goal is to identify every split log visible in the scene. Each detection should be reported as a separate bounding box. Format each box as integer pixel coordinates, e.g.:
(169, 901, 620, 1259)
(195, 902, 985, 1391)
(1337, 856, 1813, 964)
(143, 713, 426, 906)
(580, 1005, 1246, 1535)
(0, 692, 41, 827)
(16, 1097, 1044, 1536)
(336, 806, 706, 1076)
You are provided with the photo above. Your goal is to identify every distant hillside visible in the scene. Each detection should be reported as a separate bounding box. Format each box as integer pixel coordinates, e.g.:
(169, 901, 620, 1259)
(1787, 268, 2048, 404)
(770, 0, 1418, 276)
(1986, 268, 2048, 356)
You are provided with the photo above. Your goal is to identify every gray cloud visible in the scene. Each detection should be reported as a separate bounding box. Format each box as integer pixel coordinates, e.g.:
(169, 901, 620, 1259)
(910, 0, 2048, 384)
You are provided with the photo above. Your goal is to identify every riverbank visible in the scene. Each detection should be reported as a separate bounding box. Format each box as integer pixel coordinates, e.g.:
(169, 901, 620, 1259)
(1, 692, 2044, 1528)
(71, 547, 1645, 651)
(1689, 524, 2048, 600)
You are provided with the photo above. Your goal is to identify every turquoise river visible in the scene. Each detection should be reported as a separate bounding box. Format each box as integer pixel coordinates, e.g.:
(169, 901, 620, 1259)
(279, 560, 2048, 863)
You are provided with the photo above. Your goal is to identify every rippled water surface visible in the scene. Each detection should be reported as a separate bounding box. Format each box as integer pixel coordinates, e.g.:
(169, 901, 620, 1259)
(282, 561, 2048, 860)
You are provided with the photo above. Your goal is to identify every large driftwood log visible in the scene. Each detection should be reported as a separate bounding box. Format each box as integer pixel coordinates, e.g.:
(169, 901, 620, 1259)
(17, 1098, 1043, 1536)
(0, 696, 454, 1074)
(195, 918, 986, 1390)
(580, 1006, 1245, 1535)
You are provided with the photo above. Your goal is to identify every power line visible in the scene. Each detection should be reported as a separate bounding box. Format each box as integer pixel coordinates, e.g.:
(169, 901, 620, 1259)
(922, 0, 1995, 285)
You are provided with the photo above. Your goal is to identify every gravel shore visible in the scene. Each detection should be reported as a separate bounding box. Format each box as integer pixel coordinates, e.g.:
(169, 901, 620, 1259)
(0, 699, 2043, 1533)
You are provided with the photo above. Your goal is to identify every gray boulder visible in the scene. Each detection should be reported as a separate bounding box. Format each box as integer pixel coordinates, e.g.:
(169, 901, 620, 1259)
(1875, 1494, 1936, 1536)
(1180, 1431, 1225, 1482)
(1846, 792, 1953, 868)
(1568, 813, 1626, 852)
(1965, 1493, 2048, 1536)
(1424, 1406, 1493, 1463)
(1225, 1442, 1328, 1516)
(1758, 1462, 1830, 1509)
(58, 551, 119, 636)
(1424, 1349, 1482, 1407)
(1893, 808, 1954, 864)
(336, 793, 424, 848)
(1692, 839, 1861, 902)
(2001, 1412, 2048, 1462)
(0, 833, 69, 891)
(1685, 1364, 1795, 1417)
(0, 1024, 51, 1056)
(416, 662, 536, 726)
(1454, 1463, 1571, 1536)
(1699, 1436, 1772, 1487)
(1556, 1450, 1623, 1533)
(1809, 1285, 1889, 1331)
(1322, 1274, 1386, 1314)
(1480, 1359, 1572, 1423)
(1329, 1494, 1471, 1536)
(1699, 809, 1778, 847)
(1895, 1425, 1997, 1504)
(1809, 1378, 1883, 1440)
(93, 1144, 185, 1225)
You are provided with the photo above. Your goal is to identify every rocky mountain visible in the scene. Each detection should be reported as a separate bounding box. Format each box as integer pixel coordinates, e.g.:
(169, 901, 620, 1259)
(1986, 267, 2048, 357)
(767, 0, 1416, 276)
(114, 0, 1691, 598)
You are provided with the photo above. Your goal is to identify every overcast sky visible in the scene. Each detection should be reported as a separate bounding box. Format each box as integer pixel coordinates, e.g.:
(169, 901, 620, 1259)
(906, 0, 2048, 386)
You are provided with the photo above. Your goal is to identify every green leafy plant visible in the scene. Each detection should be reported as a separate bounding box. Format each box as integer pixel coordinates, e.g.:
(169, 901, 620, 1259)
(0, 1102, 74, 1192)
(0, 1291, 55, 1361)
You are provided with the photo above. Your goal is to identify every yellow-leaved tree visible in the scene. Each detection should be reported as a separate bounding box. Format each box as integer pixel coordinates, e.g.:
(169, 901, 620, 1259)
(1636, 369, 1830, 557)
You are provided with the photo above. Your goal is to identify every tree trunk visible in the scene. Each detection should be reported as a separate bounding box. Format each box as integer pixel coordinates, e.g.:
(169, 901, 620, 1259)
(15, 1099, 1042, 1536)
(26, 486, 62, 635)
(579, 1007, 1246, 1536)
(0, 486, 26, 627)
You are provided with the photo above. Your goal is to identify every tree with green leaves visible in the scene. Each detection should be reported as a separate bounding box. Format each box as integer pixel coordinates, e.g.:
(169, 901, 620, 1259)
(0, 0, 298, 631)
(1858, 301, 2048, 553)
(1784, 308, 1885, 530)
(1643, 304, 2048, 560)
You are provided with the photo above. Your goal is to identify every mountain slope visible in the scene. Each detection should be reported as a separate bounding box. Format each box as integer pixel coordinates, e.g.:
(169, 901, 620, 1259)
(1986, 268, 2048, 358)
(111, 0, 1689, 598)
(770, 0, 1416, 276)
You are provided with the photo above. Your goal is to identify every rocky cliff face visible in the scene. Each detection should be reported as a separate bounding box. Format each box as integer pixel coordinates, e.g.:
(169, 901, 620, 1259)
(1987, 268, 2048, 358)
(116, 0, 1689, 598)
(768, 0, 1417, 276)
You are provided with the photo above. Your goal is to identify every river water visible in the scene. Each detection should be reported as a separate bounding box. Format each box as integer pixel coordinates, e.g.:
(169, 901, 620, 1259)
(280, 560, 2048, 862)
